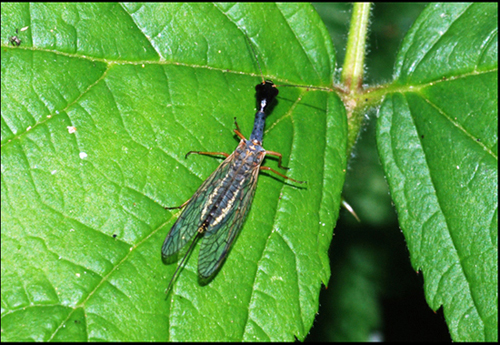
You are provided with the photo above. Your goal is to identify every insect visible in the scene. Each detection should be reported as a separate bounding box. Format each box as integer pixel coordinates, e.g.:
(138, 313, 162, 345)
(161, 78, 305, 292)
(9, 29, 21, 46)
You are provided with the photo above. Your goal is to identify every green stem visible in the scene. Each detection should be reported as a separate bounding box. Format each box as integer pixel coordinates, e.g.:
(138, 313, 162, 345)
(341, 2, 371, 152)
(342, 3, 370, 91)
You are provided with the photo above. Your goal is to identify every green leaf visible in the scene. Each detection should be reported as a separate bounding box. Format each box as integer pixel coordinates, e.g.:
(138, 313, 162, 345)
(1, 3, 346, 341)
(377, 3, 497, 341)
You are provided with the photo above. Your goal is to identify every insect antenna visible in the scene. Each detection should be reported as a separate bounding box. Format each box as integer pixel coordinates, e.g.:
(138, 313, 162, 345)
(241, 29, 267, 84)
(240, 28, 332, 93)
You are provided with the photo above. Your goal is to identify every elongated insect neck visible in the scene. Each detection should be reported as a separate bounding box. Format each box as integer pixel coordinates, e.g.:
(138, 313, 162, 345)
(250, 81, 279, 143)
(250, 109, 266, 142)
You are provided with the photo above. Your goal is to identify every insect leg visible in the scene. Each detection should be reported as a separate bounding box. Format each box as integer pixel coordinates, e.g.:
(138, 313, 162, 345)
(259, 166, 306, 184)
(265, 150, 290, 170)
(185, 151, 230, 159)
(167, 149, 231, 209)
(165, 197, 191, 210)
(233, 117, 246, 140)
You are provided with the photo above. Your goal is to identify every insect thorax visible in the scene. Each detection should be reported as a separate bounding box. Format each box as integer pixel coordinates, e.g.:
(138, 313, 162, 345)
(233, 139, 266, 170)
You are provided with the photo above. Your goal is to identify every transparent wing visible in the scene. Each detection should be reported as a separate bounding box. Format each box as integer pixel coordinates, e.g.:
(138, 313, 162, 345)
(161, 154, 234, 260)
(197, 164, 261, 278)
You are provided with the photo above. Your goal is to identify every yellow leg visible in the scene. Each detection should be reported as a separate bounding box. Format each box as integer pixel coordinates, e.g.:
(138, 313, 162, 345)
(259, 166, 305, 184)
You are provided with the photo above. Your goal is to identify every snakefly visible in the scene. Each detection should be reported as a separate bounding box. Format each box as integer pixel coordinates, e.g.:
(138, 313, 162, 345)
(161, 75, 305, 293)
